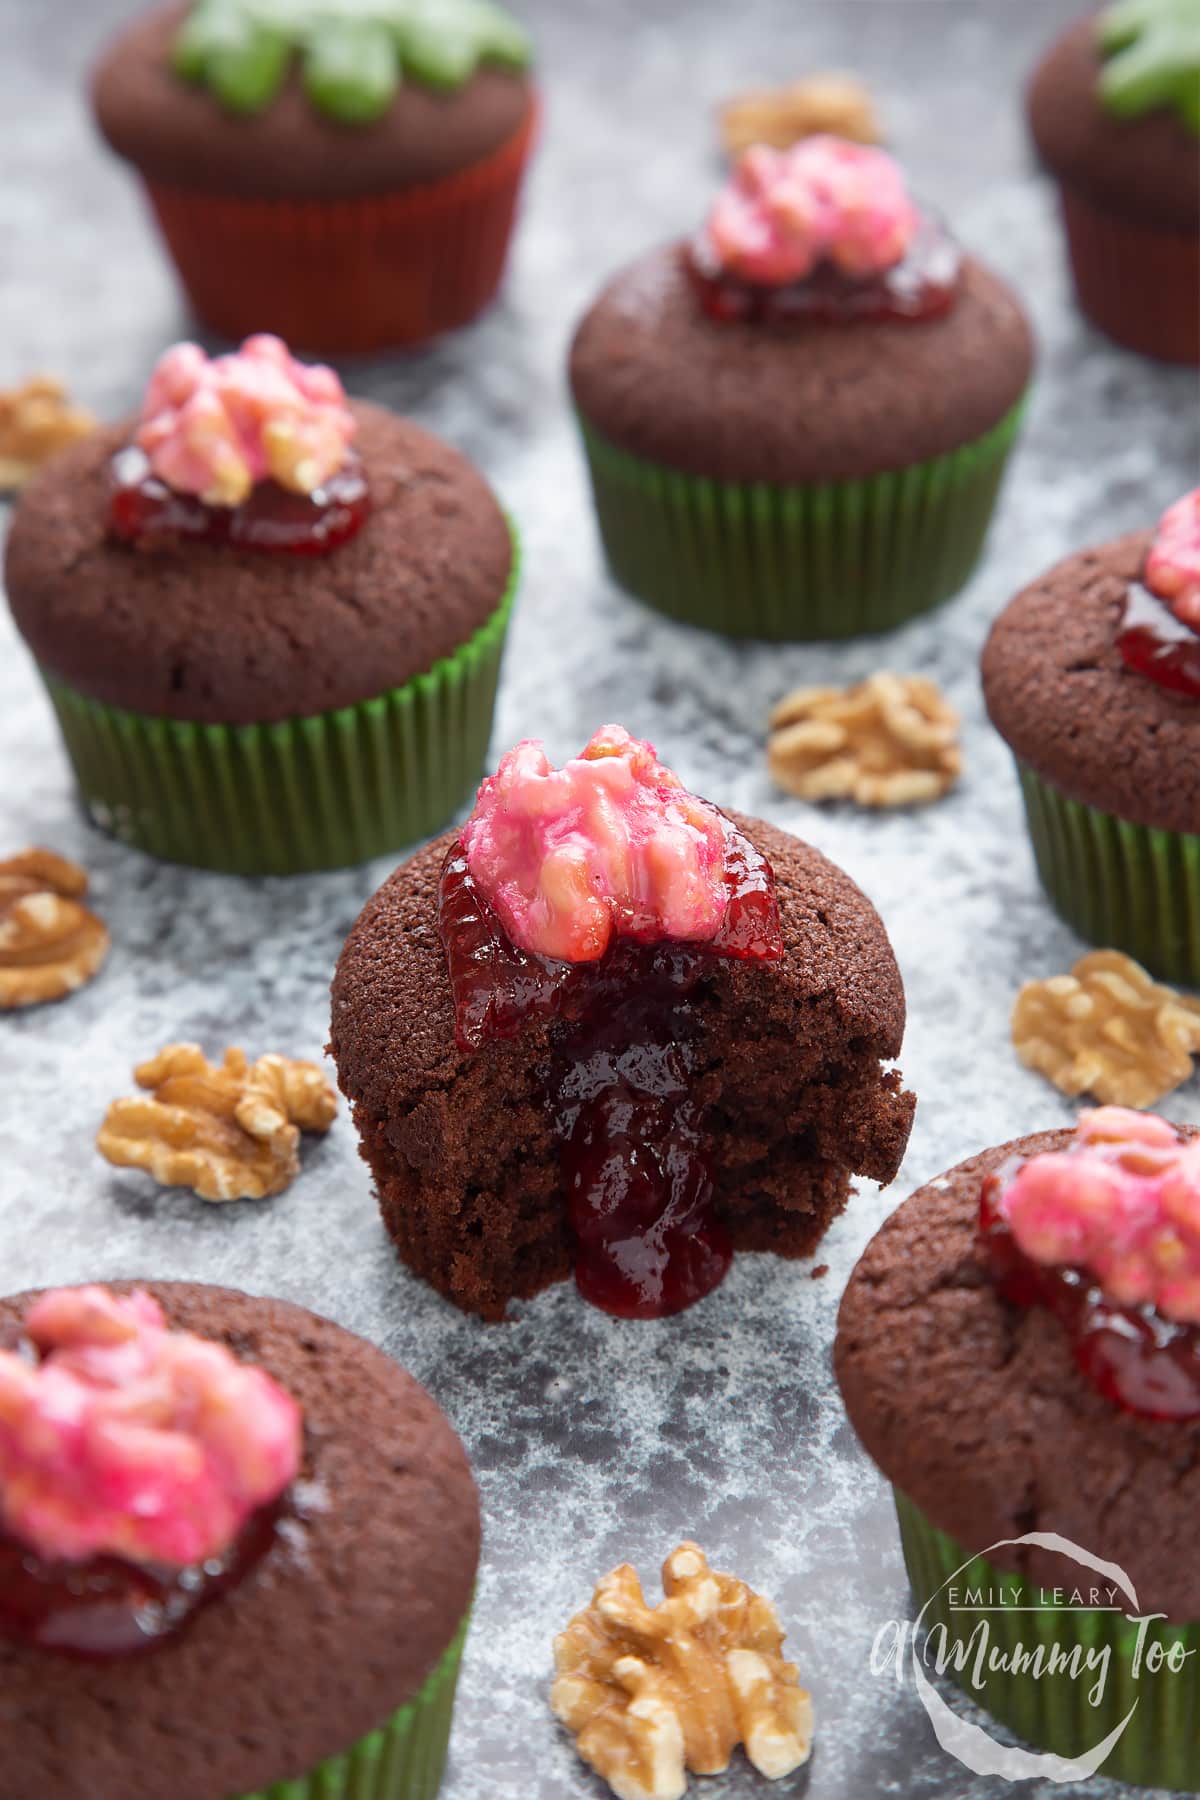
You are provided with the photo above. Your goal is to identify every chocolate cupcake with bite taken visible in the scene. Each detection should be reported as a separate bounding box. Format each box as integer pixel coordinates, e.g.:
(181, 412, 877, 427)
(0, 1280, 478, 1800)
(1027, 1, 1200, 365)
(332, 725, 915, 1320)
(569, 136, 1034, 641)
(983, 488, 1200, 984)
(4, 333, 517, 875)
(836, 1108, 1200, 1789)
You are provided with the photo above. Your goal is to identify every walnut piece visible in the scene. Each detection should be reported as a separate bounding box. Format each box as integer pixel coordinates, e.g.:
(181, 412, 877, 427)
(0, 848, 110, 1010)
(97, 1044, 338, 1202)
(720, 73, 880, 157)
(1013, 950, 1200, 1109)
(0, 376, 95, 490)
(551, 1543, 813, 1800)
(767, 673, 962, 807)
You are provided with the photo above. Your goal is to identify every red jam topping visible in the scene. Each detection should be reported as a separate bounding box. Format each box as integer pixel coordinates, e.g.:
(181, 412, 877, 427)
(689, 136, 960, 325)
(1117, 491, 1200, 699)
(0, 1286, 303, 1656)
(980, 1108, 1200, 1419)
(107, 334, 367, 556)
(108, 444, 369, 556)
(441, 731, 784, 1318)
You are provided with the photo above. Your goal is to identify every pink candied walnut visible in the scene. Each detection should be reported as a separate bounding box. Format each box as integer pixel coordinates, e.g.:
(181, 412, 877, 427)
(460, 725, 732, 962)
(0, 1286, 302, 1569)
(704, 136, 918, 286)
(1144, 489, 1200, 631)
(135, 333, 356, 508)
(997, 1108, 1200, 1324)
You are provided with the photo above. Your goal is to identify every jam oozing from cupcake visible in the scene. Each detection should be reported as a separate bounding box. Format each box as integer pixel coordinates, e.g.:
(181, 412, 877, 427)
(1117, 489, 1200, 699)
(980, 1108, 1200, 1419)
(439, 727, 784, 1317)
(0, 1285, 302, 1656)
(108, 334, 367, 555)
(687, 137, 961, 325)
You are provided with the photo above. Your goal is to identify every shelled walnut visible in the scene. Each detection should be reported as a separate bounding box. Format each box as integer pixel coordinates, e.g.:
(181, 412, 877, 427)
(720, 73, 880, 157)
(551, 1542, 813, 1800)
(97, 1044, 338, 1202)
(1012, 950, 1200, 1108)
(0, 376, 95, 490)
(768, 672, 962, 807)
(0, 848, 110, 1009)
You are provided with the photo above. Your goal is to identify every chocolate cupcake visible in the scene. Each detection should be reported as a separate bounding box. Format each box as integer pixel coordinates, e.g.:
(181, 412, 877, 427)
(836, 1109, 1200, 1788)
(982, 489, 1200, 984)
(1028, 4, 1200, 365)
(5, 334, 518, 875)
(569, 137, 1034, 641)
(0, 1280, 479, 1800)
(332, 725, 915, 1321)
(91, 1, 536, 351)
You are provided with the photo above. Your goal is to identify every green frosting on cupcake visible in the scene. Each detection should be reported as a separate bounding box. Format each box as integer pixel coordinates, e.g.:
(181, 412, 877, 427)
(1097, 0, 1200, 133)
(173, 0, 531, 123)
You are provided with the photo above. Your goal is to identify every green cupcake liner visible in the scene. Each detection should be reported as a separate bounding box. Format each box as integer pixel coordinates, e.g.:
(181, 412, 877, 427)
(1016, 760, 1200, 987)
(240, 1611, 470, 1800)
(38, 540, 518, 877)
(895, 1491, 1197, 1790)
(576, 395, 1027, 641)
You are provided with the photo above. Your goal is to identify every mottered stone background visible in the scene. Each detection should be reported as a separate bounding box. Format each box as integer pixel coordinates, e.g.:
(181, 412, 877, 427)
(1, 1, 1198, 1796)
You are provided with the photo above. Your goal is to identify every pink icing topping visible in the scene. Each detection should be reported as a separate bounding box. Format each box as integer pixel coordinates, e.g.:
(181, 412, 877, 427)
(135, 334, 356, 507)
(996, 1108, 1200, 1324)
(704, 136, 919, 286)
(1144, 488, 1200, 631)
(460, 725, 733, 962)
(0, 1287, 302, 1568)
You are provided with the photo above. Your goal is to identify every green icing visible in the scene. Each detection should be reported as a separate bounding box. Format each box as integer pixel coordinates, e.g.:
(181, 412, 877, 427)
(1097, 0, 1200, 133)
(172, 0, 532, 122)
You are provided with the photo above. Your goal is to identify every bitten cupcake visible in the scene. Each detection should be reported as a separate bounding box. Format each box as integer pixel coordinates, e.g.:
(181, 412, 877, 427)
(983, 489, 1200, 984)
(0, 1280, 479, 1800)
(836, 1108, 1200, 1789)
(91, 1, 536, 351)
(1028, 1, 1200, 365)
(4, 334, 518, 875)
(568, 137, 1034, 641)
(331, 725, 915, 1320)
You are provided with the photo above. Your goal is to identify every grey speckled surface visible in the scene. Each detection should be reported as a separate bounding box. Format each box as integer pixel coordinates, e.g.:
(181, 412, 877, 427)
(1, 2, 1199, 1797)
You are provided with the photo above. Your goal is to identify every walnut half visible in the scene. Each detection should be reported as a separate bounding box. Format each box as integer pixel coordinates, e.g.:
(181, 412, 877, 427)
(97, 1044, 338, 1202)
(551, 1543, 813, 1800)
(1012, 950, 1200, 1109)
(0, 376, 95, 490)
(0, 848, 110, 1009)
(768, 672, 962, 807)
(721, 73, 881, 157)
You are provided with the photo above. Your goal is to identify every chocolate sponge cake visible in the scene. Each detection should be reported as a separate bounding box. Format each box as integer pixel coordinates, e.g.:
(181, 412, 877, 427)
(0, 1281, 479, 1800)
(332, 807, 914, 1321)
(835, 1129, 1200, 1619)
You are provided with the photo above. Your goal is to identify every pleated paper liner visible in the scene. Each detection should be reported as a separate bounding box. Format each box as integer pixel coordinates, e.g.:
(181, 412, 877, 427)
(143, 104, 538, 353)
(1016, 761, 1200, 987)
(576, 395, 1027, 642)
(895, 1491, 1197, 1791)
(1058, 184, 1200, 367)
(40, 550, 517, 877)
(241, 1611, 469, 1800)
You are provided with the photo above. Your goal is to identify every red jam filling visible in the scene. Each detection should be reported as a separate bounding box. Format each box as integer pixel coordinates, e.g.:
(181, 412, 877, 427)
(107, 445, 370, 556)
(438, 819, 784, 1318)
(1117, 582, 1200, 700)
(980, 1172, 1200, 1421)
(0, 1497, 286, 1659)
(685, 213, 962, 326)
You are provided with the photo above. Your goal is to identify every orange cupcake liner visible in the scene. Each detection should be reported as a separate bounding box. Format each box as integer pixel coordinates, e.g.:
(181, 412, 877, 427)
(143, 103, 538, 354)
(1058, 182, 1200, 366)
